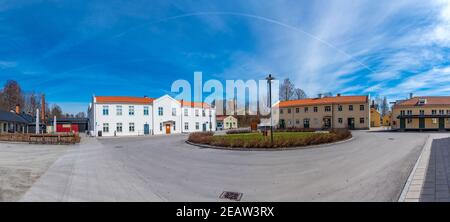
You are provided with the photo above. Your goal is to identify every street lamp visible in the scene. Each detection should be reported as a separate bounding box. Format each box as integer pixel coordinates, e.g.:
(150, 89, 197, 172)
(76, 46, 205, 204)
(266, 74, 275, 145)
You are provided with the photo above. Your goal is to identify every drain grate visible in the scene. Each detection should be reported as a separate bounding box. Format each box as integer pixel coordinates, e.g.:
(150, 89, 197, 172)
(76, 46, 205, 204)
(220, 191, 243, 201)
(388, 138, 395, 140)
(114, 145, 123, 148)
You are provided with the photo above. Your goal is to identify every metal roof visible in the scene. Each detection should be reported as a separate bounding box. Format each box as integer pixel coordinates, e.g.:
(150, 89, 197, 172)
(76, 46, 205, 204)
(0, 110, 30, 123)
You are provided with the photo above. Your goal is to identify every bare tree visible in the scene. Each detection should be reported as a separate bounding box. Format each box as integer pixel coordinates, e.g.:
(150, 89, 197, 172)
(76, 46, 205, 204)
(75, 112, 86, 118)
(50, 104, 63, 118)
(293, 88, 307, 100)
(23, 91, 42, 115)
(279, 78, 295, 101)
(1, 80, 24, 111)
(381, 96, 389, 116)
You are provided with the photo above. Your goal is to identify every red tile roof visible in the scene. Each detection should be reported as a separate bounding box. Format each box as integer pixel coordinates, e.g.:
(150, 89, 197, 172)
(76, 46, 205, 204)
(394, 96, 450, 107)
(277, 95, 368, 107)
(95, 96, 155, 104)
(179, 100, 211, 108)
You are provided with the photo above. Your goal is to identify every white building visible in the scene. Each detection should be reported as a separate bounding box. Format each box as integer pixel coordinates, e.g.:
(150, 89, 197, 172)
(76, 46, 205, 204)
(88, 95, 216, 137)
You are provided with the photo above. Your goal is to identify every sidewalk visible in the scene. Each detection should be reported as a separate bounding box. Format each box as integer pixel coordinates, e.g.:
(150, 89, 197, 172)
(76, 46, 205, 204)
(400, 134, 450, 202)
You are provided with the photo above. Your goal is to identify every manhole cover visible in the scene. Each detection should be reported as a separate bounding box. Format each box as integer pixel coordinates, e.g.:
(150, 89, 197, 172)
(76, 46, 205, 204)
(388, 138, 395, 140)
(115, 146, 123, 148)
(220, 191, 243, 201)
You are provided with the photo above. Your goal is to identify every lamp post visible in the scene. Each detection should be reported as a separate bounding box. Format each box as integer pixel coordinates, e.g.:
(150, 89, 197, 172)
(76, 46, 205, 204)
(266, 74, 275, 145)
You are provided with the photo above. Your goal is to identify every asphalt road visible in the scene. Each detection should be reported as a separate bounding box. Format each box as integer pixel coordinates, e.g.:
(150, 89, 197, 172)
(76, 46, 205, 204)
(21, 131, 437, 201)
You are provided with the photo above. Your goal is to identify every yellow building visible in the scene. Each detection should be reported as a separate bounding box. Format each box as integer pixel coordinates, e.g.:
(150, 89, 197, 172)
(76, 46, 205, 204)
(392, 96, 450, 130)
(216, 115, 238, 130)
(276, 95, 370, 129)
(370, 108, 381, 127)
(382, 113, 391, 126)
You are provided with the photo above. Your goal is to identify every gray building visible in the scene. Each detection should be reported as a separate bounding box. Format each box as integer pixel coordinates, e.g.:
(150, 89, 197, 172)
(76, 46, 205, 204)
(0, 110, 30, 133)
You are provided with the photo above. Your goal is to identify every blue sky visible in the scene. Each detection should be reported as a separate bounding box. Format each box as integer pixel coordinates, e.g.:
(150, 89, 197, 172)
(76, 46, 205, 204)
(1, 0, 450, 114)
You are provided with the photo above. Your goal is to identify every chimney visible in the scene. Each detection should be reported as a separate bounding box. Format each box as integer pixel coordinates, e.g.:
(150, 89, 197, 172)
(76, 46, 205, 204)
(15, 104, 20, 114)
(337, 93, 341, 97)
(409, 93, 413, 99)
(41, 94, 45, 122)
(317, 93, 323, 98)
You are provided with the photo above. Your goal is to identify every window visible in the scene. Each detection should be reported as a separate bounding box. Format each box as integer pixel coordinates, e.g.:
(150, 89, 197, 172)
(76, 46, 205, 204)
(103, 123, 109, 132)
(313, 107, 318, 112)
(296, 119, 300, 124)
(195, 109, 199, 117)
(420, 110, 424, 115)
(202, 109, 206, 117)
(116, 105, 122, 116)
(407, 110, 412, 115)
(280, 109, 284, 114)
(209, 110, 212, 117)
(129, 123, 135, 132)
(184, 122, 189, 130)
(407, 118, 413, 124)
(288, 120, 291, 125)
(303, 118, 310, 124)
(129, 106, 135, 116)
(160, 123, 163, 131)
(360, 118, 365, 124)
(439, 110, 444, 115)
(172, 108, 176, 116)
(338, 118, 343, 124)
(432, 118, 437, 124)
(116, 123, 122, 133)
(173, 122, 176, 130)
(195, 122, 199, 130)
(184, 109, 188, 116)
(360, 105, 365, 111)
(158, 107, 163, 116)
(338, 105, 343, 111)
(447, 110, 450, 115)
(400, 110, 406, 116)
(432, 110, 437, 115)
(103, 106, 109, 116)
(325, 106, 331, 112)
(287, 108, 291, 114)
(296, 108, 300, 113)
(349, 105, 353, 111)
(304, 107, 308, 113)
(144, 106, 149, 116)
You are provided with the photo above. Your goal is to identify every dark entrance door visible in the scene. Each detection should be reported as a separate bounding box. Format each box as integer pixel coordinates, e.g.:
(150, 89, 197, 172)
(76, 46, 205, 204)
(144, 124, 150, 135)
(280, 119, 286, 129)
(400, 118, 405, 129)
(202, 123, 207, 132)
(439, 118, 445, 130)
(347, 118, 355, 129)
(419, 118, 425, 129)
(323, 118, 331, 129)
(303, 119, 310, 128)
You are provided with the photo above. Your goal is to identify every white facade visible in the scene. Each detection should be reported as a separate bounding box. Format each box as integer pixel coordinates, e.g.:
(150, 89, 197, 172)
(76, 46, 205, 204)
(88, 94, 216, 137)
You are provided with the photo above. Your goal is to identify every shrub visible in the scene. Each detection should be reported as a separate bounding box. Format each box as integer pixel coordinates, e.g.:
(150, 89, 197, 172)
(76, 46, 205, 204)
(275, 127, 316, 133)
(226, 129, 252, 134)
(188, 132, 214, 144)
(189, 130, 352, 149)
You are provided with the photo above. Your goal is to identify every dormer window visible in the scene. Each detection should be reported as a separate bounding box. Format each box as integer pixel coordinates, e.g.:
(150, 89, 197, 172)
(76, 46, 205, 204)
(418, 98, 427, 105)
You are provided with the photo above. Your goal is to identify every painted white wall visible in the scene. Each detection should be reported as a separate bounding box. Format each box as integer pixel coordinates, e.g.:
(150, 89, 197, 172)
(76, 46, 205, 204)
(88, 94, 216, 137)
(181, 106, 216, 133)
(89, 100, 153, 137)
(152, 95, 182, 135)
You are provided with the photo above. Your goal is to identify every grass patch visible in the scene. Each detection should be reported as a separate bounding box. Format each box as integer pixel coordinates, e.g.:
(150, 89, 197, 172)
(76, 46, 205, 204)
(188, 129, 351, 148)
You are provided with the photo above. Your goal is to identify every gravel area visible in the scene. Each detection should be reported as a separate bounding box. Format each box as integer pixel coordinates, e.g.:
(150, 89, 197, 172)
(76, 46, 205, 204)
(0, 142, 68, 201)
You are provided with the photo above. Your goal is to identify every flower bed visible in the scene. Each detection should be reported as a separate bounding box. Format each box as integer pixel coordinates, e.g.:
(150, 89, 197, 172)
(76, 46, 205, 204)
(188, 129, 351, 148)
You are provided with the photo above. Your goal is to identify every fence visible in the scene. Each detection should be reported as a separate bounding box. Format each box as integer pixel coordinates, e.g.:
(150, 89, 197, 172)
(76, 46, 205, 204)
(0, 133, 80, 144)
